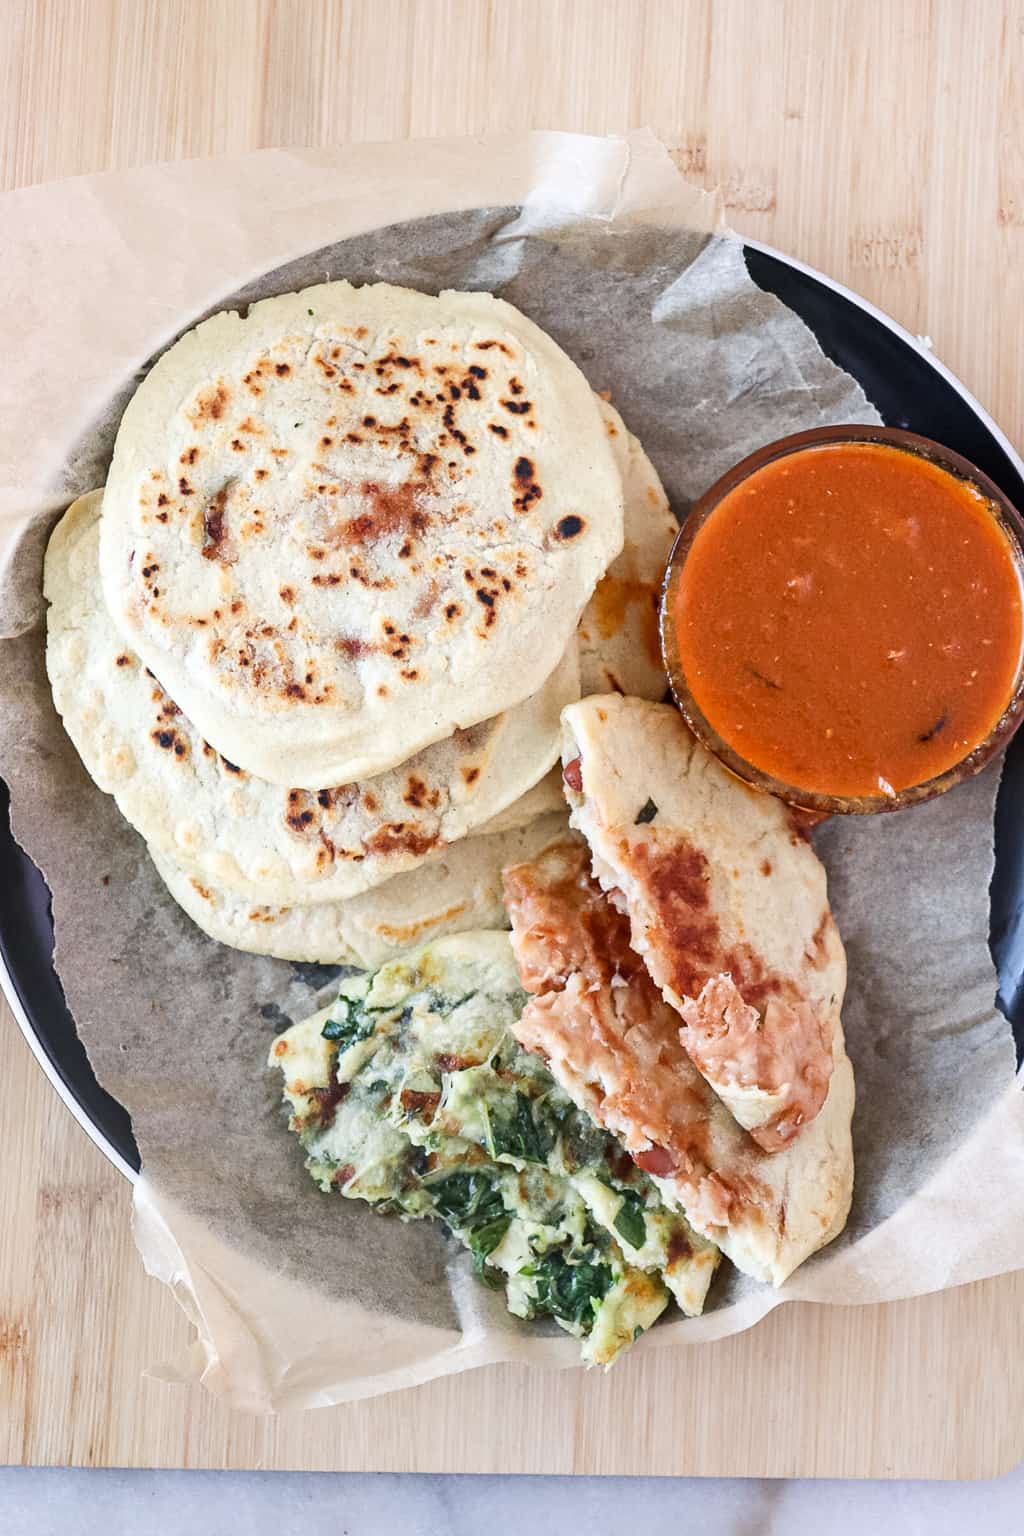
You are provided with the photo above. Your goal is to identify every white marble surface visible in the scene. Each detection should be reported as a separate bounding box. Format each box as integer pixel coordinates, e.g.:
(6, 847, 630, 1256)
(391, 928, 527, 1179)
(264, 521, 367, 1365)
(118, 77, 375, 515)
(0, 1465, 1022, 1534)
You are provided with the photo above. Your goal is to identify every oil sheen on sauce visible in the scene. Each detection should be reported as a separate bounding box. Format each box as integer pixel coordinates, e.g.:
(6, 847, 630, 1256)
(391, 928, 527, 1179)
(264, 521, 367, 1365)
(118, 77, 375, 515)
(674, 442, 1024, 798)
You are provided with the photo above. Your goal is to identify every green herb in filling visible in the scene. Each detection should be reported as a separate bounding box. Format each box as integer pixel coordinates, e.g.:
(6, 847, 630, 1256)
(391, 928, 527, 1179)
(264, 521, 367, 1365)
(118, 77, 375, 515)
(521, 1253, 614, 1329)
(613, 1190, 648, 1251)
(484, 1090, 552, 1165)
(271, 933, 719, 1367)
(320, 996, 374, 1048)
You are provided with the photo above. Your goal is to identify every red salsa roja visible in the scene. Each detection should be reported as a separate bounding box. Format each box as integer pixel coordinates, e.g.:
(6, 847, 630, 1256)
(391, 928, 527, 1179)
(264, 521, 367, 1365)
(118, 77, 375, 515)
(669, 440, 1024, 801)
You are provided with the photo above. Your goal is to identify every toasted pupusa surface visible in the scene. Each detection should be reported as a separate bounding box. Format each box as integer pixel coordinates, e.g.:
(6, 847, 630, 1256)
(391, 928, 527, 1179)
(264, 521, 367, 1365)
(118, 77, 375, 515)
(561, 695, 845, 1151)
(269, 932, 718, 1366)
(503, 840, 854, 1287)
(474, 767, 564, 834)
(579, 402, 676, 699)
(99, 280, 624, 787)
(45, 493, 577, 905)
(149, 812, 571, 966)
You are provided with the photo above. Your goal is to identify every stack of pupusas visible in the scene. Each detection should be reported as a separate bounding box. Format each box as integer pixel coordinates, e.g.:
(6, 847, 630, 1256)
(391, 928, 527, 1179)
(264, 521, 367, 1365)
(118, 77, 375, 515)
(44, 281, 677, 966)
(44, 277, 854, 1367)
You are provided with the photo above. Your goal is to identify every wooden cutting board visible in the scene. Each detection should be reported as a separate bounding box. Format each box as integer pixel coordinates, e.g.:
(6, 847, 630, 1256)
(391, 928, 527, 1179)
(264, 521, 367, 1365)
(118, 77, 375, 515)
(3, 0, 1024, 1479)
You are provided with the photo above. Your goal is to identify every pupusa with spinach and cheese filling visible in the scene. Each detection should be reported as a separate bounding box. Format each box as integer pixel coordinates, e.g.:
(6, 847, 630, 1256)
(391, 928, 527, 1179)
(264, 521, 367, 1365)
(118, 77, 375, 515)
(269, 931, 719, 1365)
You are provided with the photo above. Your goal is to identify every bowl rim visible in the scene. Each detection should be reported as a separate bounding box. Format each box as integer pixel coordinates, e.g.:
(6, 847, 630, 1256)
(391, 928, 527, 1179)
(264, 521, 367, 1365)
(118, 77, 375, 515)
(659, 423, 1024, 816)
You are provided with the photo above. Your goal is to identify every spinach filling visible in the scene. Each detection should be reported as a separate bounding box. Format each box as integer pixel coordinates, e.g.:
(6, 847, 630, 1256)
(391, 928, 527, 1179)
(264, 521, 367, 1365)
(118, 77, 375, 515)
(482, 1089, 553, 1165)
(273, 936, 717, 1365)
(522, 1253, 613, 1330)
(430, 1169, 512, 1286)
(320, 995, 375, 1048)
(612, 1190, 648, 1252)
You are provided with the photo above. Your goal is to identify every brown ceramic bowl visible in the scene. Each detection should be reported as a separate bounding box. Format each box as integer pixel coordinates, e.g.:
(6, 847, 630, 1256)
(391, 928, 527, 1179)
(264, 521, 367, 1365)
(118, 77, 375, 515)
(660, 424, 1024, 815)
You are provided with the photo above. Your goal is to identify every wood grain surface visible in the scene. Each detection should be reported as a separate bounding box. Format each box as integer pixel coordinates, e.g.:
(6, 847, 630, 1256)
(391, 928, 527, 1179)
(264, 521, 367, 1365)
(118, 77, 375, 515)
(2, 0, 1024, 1479)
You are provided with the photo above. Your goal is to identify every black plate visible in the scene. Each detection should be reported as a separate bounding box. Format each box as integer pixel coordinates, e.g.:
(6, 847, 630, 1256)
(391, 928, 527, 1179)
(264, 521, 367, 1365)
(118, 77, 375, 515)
(3, 242, 1023, 1177)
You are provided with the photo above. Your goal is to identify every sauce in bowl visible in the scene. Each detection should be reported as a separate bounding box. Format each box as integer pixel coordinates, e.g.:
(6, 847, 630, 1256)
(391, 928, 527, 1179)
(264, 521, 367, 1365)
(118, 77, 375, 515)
(662, 428, 1024, 811)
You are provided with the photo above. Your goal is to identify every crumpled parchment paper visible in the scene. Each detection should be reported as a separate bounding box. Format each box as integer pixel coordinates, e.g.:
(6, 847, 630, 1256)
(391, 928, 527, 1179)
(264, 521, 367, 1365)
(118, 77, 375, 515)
(1, 131, 1022, 1411)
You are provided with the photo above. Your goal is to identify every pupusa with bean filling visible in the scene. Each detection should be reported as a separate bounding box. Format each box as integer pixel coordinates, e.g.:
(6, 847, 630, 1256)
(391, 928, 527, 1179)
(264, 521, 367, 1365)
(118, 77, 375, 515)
(502, 695, 855, 1286)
